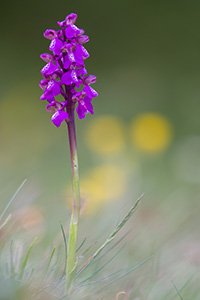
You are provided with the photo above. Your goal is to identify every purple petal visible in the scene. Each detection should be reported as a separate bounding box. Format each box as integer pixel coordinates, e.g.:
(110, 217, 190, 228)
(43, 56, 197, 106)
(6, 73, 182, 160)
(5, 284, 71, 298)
(46, 101, 62, 113)
(65, 13, 77, 25)
(44, 29, 58, 40)
(46, 80, 60, 96)
(76, 97, 94, 119)
(40, 53, 55, 63)
(76, 35, 89, 44)
(83, 85, 98, 99)
(73, 44, 84, 65)
(51, 110, 69, 127)
(68, 52, 75, 63)
(41, 62, 57, 76)
(63, 52, 75, 69)
(61, 70, 78, 85)
(72, 91, 85, 101)
(65, 24, 80, 39)
(79, 29, 85, 35)
(40, 91, 55, 102)
(63, 56, 70, 69)
(39, 79, 49, 90)
(83, 75, 96, 85)
(84, 97, 94, 114)
(49, 38, 63, 55)
(57, 21, 65, 28)
(76, 102, 87, 119)
(75, 82, 80, 89)
(76, 67, 87, 77)
(81, 46, 89, 59)
(40, 93, 46, 100)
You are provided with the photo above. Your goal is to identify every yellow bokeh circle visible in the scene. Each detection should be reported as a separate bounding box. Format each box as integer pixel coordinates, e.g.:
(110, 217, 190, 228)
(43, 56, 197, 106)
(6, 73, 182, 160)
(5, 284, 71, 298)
(79, 164, 127, 214)
(130, 113, 173, 153)
(86, 115, 125, 155)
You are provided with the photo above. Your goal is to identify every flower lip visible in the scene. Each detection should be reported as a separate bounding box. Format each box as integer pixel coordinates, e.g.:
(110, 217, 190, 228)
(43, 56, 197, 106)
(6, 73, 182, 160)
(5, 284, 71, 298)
(49, 38, 63, 55)
(61, 70, 78, 85)
(51, 110, 69, 127)
(65, 24, 80, 39)
(83, 85, 98, 99)
(46, 80, 61, 96)
(41, 61, 58, 76)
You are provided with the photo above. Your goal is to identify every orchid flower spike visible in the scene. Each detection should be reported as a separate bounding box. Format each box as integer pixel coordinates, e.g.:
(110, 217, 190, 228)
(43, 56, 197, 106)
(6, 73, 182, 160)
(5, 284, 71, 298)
(39, 13, 98, 127)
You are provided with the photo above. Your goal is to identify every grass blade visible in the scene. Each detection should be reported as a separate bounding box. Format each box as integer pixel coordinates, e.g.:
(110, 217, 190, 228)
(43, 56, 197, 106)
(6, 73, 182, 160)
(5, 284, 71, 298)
(83, 269, 122, 287)
(44, 247, 56, 276)
(0, 179, 27, 221)
(172, 281, 184, 300)
(90, 256, 152, 296)
(19, 237, 37, 280)
(80, 243, 126, 284)
(171, 276, 193, 300)
(88, 230, 131, 268)
(60, 222, 67, 276)
(76, 237, 87, 253)
(77, 194, 143, 276)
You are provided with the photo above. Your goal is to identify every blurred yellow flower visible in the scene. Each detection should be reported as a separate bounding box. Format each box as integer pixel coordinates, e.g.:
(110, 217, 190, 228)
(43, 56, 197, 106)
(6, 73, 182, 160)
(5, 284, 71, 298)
(130, 113, 173, 153)
(79, 164, 127, 214)
(86, 115, 125, 155)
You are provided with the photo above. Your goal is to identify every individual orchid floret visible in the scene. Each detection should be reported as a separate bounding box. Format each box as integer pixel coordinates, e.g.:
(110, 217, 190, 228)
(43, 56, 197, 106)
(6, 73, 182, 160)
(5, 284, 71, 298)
(46, 101, 68, 127)
(76, 97, 94, 119)
(72, 91, 94, 119)
(61, 70, 78, 85)
(39, 79, 49, 90)
(82, 75, 96, 85)
(65, 13, 77, 25)
(52, 110, 69, 127)
(83, 85, 98, 99)
(65, 24, 80, 39)
(41, 62, 58, 76)
(49, 38, 63, 55)
(40, 53, 55, 63)
(39, 13, 98, 127)
(81, 46, 90, 60)
(46, 101, 63, 113)
(76, 35, 89, 45)
(46, 80, 61, 96)
(44, 29, 58, 40)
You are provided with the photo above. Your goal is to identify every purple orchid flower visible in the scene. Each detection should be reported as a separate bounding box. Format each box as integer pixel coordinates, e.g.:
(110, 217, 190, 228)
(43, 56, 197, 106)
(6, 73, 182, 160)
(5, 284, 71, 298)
(39, 13, 98, 127)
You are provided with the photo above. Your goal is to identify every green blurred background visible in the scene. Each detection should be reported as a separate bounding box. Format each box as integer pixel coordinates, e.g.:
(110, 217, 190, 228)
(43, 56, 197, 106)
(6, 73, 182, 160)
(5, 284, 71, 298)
(1, 1, 200, 298)
(1, 0, 200, 221)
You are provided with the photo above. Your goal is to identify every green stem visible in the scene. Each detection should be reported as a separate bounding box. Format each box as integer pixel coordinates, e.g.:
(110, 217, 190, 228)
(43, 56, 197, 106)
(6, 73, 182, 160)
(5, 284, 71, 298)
(66, 108, 80, 290)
